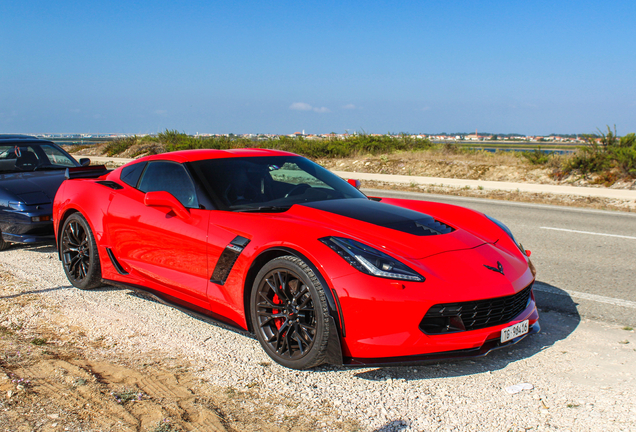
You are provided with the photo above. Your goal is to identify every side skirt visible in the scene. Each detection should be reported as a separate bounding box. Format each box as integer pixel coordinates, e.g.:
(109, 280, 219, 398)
(101, 278, 251, 336)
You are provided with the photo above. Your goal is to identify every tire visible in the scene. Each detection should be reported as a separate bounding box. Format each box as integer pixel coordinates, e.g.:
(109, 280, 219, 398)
(250, 256, 331, 369)
(60, 213, 102, 289)
(0, 231, 10, 251)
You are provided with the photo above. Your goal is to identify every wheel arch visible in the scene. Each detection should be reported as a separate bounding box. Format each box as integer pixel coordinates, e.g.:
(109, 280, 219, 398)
(243, 246, 345, 365)
(58, 210, 103, 290)
(55, 208, 80, 260)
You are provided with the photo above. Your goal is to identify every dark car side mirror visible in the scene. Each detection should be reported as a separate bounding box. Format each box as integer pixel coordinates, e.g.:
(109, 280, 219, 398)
(79, 158, 91, 167)
(144, 191, 190, 220)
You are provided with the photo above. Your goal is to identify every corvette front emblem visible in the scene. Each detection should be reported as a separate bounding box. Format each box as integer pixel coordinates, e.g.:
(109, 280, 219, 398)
(484, 261, 504, 275)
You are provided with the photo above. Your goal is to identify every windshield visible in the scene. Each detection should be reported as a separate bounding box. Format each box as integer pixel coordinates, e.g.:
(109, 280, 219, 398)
(0, 144, 78, 173)
(189, 156, 367, 211)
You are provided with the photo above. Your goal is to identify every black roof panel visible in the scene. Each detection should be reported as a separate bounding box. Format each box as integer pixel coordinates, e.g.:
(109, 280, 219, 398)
(0, 135, 53, 144)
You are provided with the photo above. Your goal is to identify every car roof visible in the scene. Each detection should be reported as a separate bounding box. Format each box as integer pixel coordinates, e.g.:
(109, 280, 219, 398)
(0, 135, 54, 145)
(134, 148, 298, 164)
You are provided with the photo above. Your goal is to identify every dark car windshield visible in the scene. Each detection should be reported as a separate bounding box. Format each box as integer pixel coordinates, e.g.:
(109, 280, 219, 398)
(0, 144, 78, 173)
(189, 155, 367, 211)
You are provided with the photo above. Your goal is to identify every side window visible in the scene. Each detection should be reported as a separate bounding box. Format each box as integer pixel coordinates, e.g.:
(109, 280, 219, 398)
(40, 145, 76, 167)
(0, 146, 17, 159)
(16, 146, 41, 168)
(137, 161, 199, 208)
(120, 162, 147, 187)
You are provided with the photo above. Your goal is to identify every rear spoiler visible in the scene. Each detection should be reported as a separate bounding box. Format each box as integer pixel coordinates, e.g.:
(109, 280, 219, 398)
(64, 165, 111, 180)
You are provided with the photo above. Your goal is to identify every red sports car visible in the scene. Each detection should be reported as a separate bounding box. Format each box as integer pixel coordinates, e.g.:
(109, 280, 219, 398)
(53, 149, 539, 369)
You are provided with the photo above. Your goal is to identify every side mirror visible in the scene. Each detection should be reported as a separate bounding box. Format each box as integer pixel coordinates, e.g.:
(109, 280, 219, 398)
(79, 158, 91, 167)
(144, 191, 190, 220)
(347, 179, 361, 189)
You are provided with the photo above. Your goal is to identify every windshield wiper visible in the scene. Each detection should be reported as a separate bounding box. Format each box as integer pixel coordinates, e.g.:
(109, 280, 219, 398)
(234, 205, 291, 213)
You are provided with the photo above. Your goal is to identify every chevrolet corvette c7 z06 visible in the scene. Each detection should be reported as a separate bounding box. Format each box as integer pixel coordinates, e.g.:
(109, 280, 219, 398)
(53, 149, 539, 369)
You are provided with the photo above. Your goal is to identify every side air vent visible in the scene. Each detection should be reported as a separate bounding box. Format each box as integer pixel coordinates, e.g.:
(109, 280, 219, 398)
(96, 181, 124, 190)
(210, 236, 251, 285)
(106, 248, 129, 275)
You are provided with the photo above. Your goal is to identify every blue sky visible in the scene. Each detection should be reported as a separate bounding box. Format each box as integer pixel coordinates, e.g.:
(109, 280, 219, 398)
(1, 0, 635, 135)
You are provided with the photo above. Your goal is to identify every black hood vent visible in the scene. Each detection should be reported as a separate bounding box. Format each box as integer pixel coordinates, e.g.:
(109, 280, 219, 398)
(301, 199, 454, 236)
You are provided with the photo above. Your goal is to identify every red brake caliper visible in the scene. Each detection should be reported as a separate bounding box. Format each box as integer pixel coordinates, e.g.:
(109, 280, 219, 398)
(272, 293, 283, 330)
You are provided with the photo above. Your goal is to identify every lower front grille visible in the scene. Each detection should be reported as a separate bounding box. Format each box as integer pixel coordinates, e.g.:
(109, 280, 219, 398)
(420, 284, 533, 334)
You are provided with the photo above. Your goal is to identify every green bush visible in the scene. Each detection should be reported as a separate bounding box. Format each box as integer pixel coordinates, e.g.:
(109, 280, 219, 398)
(619, 133, 635, 148)
(613, 146, 636, 177)
(131, 130, 435, 159)
(104, 135, 139, 156)
(566, 147, 610, 174)
(561, 126, 636, 181)
(522, 148, 551, 165)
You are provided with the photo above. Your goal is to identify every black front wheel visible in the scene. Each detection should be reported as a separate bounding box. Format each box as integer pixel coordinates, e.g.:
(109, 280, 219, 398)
(250, 256, 332, 369)
(61, 213, 102, 289)
(0, 230, 10, 251)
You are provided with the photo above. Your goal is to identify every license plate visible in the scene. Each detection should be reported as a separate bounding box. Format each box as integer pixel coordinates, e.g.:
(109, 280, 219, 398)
(501, 320, 529, 343)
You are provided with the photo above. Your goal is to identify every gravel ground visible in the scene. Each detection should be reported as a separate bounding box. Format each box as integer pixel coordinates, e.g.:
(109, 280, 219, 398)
(1, 244, 635, 431)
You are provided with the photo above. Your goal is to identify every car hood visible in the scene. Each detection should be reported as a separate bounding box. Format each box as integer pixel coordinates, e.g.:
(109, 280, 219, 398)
(289, 199, 489, 260)
(0, 171, 67, 204)
(418, 243, 533, 300)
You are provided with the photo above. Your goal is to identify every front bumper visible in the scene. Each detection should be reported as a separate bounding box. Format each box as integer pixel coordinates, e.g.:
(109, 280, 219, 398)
(329, 255, 538, 359)
(344, 321, 540, 366)
(2, 231, 55, 244)
(0, 206, 54, 244)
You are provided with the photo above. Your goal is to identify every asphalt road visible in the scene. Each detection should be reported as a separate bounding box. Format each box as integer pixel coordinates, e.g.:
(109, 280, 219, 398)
(365, 188, 636, 327)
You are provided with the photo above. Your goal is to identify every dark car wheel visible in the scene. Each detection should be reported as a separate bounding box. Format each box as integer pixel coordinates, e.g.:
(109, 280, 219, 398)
(61, 213, 102, 289)
(0, 231, 10, 251)
(250, 256, 332, 370)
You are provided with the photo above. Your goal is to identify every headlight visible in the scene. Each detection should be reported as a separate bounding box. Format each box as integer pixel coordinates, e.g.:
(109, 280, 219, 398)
(320, 236, 425, 282)
(486, 215, 526, 254)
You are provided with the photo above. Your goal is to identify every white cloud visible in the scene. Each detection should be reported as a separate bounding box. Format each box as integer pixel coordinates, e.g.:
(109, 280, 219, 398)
(342, 104, 357, 110)
(290, 102, 313, 111)
(290, 102, 330, 113)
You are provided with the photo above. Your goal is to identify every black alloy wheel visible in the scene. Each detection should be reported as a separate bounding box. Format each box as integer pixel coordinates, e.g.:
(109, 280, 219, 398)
(250, 256, 331, 369)
(61, 213, 102, 289)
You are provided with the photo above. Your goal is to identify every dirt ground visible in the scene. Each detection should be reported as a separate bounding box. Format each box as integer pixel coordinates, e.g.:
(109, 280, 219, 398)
(0, 270, 355, 432)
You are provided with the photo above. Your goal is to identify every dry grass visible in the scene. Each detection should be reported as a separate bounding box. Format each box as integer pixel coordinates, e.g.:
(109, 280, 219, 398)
(318, 150, 636, 189)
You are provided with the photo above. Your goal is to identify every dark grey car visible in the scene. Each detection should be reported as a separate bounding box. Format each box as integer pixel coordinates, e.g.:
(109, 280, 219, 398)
(0, 135, 89, 250)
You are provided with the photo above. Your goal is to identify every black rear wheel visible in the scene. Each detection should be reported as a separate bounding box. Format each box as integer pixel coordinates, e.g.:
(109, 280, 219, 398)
(250, 256, 331, 369)
(61, 213, 102, 289)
